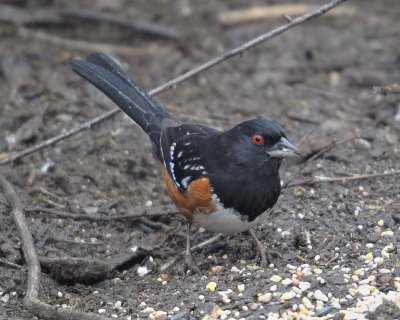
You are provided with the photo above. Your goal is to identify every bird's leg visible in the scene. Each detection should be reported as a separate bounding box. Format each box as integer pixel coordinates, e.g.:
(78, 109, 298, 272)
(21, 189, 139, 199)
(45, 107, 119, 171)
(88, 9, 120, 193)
(184, 222, 201, 274)
(247, 228, 268, 267)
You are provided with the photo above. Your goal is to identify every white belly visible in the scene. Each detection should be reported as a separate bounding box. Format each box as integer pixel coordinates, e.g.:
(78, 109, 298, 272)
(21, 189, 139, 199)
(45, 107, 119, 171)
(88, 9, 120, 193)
(193, 204, 271, 234)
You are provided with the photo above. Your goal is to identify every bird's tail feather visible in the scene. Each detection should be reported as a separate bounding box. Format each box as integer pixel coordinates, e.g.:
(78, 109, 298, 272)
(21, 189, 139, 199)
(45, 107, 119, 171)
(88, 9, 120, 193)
(69, 52, 174, 160)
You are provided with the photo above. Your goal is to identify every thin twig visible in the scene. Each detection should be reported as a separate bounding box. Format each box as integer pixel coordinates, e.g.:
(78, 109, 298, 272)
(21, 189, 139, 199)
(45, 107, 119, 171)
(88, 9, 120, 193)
(218, 4, 356, 26)
(282, 136, 359, 189)
(0, 257, 21, 269)
(62, 8, 178, 40)
(24, 205, 177, 220)
(286, 171, 400, 188)
(17, 27, 145, 58)
(0, 174, 105, 320)
(159, 233, 223, 272)
(296, 128, 314, 146)
(0, 4, 178, 40)
(371, 83, 400, 96)
(0, 0, 347, 166)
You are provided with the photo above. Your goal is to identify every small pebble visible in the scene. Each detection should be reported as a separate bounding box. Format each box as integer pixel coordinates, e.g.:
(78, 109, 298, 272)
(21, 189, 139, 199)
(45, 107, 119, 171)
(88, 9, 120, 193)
(198, 295, 205, 301)
(211, 266, 220, 274)
(98, 309, 106, 314)
(316, 306, 333, 317)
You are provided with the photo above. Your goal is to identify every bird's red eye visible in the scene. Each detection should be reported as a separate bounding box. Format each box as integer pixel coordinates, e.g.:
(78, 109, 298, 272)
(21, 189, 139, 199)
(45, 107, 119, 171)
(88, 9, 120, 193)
(252, 134, 265, 145)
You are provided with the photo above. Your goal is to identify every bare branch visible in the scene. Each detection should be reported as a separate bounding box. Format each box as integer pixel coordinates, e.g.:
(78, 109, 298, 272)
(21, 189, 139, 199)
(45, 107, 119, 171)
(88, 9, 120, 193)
(218, 4, 356, 26)
(371, 83, 400, 96)
(159, 234, 223, 272)
(24, 205, 177, 221)
(286, 171, 400, 188)
(283, 136, 359, 189)
(0, 174, 106, 320)
(0, 0, 347, 166)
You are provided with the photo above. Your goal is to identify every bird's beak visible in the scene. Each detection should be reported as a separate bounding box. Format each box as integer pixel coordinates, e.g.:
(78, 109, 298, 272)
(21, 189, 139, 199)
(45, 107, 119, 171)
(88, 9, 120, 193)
(267, 137, 302, 159)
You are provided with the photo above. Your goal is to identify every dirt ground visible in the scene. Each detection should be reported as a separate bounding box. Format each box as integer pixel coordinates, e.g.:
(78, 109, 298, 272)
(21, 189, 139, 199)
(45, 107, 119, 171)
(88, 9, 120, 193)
(0, 0, 399, 319)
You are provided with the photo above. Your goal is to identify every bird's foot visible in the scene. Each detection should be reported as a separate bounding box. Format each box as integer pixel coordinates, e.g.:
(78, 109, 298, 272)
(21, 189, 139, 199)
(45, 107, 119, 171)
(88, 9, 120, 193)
(180, 222, 201, 274)
(183, 251, 201, 275)
(247, 229, 270, 268)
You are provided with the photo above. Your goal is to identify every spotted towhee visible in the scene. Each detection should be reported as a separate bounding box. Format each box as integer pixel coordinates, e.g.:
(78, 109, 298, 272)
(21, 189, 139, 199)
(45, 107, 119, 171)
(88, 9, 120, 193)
(70, 52, 301, 268)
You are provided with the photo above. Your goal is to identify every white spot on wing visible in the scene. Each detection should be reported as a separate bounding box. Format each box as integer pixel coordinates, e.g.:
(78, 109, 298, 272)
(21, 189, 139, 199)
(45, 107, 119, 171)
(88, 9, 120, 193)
(181, 176, 191, 189)
(192, 165, 205, 171)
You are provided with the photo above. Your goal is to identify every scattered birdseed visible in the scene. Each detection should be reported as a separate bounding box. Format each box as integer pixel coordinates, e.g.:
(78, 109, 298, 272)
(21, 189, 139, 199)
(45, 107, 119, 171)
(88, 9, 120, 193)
(314, 290, 328, 302)
(364, 252, 373, 262)
(137, 266, 150, 277)
(313, 268, 322, 274)
(270, 275, 282, 282)
(249, 303, 258, 311)
(258, 293, 271, 303)
(281, 291, 296, 301)
(206, 282, 217, 293)
(299, 282, 311, 292)
(380, 230, 394, 237)
(237, 284, 245, 293)
(379, 268, 391, 274)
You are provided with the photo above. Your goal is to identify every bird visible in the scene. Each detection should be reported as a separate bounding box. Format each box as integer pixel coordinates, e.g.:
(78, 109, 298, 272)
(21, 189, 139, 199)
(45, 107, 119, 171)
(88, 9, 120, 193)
(69, 52, 301, 269)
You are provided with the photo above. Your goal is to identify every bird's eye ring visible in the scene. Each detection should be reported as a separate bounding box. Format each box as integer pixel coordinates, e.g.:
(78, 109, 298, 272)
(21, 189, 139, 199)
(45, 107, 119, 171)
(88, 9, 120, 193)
(252, 134, 264, 145)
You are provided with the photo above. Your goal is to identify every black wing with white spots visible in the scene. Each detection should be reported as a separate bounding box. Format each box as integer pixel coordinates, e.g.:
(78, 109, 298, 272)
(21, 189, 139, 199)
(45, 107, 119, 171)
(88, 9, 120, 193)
(161, 121, 220, 192)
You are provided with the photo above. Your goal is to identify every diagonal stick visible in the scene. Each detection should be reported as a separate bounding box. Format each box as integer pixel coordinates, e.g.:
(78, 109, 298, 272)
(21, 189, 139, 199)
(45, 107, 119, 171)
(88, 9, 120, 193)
(0, 0, 347, 166)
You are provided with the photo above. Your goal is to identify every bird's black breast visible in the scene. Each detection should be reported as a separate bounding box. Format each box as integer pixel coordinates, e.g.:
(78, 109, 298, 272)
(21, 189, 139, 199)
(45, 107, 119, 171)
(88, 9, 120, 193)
(209, 169, 281, 222)
(203, 138, 282, 222)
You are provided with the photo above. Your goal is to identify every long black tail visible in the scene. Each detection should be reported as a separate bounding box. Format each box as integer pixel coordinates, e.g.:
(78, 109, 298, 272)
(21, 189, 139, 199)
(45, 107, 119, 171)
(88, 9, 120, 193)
(69, 52, 174, 161)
